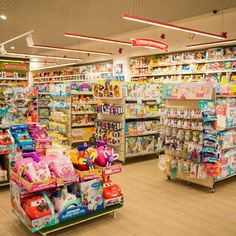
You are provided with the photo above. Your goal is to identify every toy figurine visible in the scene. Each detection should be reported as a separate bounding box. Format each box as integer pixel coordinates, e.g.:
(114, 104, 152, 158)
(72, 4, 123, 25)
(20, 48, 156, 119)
(73, 145, 97, 171)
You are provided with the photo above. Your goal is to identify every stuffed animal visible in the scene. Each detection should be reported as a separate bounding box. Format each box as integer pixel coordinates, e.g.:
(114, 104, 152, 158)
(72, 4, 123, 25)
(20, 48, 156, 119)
(54, 187, 81, 213)
(95, 142, 119, 167)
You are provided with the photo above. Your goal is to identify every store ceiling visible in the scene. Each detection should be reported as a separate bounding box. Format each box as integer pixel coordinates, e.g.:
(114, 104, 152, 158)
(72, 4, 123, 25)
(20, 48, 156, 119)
(1, 0, 236, 61)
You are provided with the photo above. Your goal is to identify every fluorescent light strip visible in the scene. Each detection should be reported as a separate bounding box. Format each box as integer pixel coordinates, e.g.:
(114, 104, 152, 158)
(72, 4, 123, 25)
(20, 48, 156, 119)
(1, 30, 34, 45)
(64, 32, 131, 46)
(31, 62, 77, 71)
(123, 13, 226, 40)
(5, 52, 82, 61)
(31, 44, 112, 56)
(186, 38, 236, 49)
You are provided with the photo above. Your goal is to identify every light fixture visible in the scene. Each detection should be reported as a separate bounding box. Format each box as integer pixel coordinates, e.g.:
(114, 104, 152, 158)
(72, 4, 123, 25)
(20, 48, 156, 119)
(0, 15, 7, 20)
(186, 38, 236, 49)
(5, 52, 82, 61)
(30, 44, 112, 56)
(123, 13, 226, 40)
(10, 46, 15, 50)
(30, 62, 77, 71)
(64, 32, 131, 46)
(0, 31, 34, 45)
(131, 37, 168, 51)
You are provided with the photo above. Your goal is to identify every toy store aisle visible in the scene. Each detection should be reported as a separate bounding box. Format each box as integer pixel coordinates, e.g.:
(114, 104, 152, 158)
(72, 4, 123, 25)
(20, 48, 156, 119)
(1, 159, 236, 236)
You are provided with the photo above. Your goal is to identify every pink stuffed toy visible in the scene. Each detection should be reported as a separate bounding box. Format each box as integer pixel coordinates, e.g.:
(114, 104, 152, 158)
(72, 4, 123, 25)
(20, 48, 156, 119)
(95, 142, 119, 167)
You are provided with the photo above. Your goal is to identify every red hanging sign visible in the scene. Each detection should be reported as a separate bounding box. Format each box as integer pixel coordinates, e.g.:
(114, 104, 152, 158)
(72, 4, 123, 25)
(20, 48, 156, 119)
(131, 37, 168, 51)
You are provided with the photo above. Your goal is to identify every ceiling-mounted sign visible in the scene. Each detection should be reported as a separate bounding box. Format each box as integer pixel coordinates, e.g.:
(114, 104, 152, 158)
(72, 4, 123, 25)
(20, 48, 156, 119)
(131, 38, 168, 51)
(0, 60, 29, 72)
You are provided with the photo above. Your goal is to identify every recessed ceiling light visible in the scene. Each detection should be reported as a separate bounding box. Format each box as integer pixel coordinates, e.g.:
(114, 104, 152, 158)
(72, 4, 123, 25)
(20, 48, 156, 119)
(0, 15, 7, 20)
(10, 46, 15, 50)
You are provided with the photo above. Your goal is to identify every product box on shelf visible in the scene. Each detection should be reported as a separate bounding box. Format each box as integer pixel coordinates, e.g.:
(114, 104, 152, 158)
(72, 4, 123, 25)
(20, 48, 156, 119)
(75, 169, 102, 181)
(10, 124, 35, 152)
(11, 182, 56, 233)
(126, 137, 140, 155)
(11, 170, 57, 192)
(53, 184, 88, 222)
(95, 164, 122, 177)
(139, 136, 155, 153)
(80, 178, 104, 211)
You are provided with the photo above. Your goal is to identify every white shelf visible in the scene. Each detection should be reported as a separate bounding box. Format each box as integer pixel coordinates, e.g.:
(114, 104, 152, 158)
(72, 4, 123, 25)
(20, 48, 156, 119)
(72, 111, 96, 115)
(0, 77, 28, 81)
(126, 116, 160, 120)
(71, 139, 89, 143)
(33, 74, 85, 80)
(221, 145, 236, 151)
(38, 92, 50, 95)
(217, 126, 236, 131)
(0, 181, 9, 187)
(126, 131, 157, 137)
(72, 101, 97, 105)
(214, 173, 236, 182)
(126, 151, 158, 158)
(94, 97, 123, 100)
(71, 91, 93, 95)
(130, 58, 236, 69)
(72, 123, 95, 128)
(126, 98, 158, 102)
(131, 69, 236, 77)
(33, 79, 86, 84)
(86, 71, 112, 75)
(216, 95, 236, 98)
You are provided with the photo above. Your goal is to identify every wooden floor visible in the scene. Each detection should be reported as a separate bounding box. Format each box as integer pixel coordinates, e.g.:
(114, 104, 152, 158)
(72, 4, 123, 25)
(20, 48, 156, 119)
(1, 159, 236, 236)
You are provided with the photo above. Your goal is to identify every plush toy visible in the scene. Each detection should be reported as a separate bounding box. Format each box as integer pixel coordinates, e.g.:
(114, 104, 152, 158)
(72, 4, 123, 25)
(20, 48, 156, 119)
(54, 187, 81, 213)
(95, 142, 119, 167)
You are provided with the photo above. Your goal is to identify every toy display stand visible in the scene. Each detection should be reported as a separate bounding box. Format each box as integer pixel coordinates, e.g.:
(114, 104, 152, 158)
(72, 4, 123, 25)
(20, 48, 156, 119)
(161, 82, 236, 192)
(10, 143, 124, 234)
(38, 204, 121, 236)
(162, 85, 215, 192)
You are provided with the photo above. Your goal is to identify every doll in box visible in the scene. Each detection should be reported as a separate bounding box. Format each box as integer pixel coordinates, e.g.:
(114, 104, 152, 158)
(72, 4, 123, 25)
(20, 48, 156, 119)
(80, 179, 103, 211)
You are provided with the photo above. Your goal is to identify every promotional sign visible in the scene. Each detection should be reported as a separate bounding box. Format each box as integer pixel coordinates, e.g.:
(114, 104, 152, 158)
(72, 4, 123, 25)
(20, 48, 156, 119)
(0, 60, 29, 72)
(131, 38, 168, 51)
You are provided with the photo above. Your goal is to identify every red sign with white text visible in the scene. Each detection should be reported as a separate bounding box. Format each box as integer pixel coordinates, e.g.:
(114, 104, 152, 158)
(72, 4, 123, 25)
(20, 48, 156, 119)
(131, 38, 168, 51)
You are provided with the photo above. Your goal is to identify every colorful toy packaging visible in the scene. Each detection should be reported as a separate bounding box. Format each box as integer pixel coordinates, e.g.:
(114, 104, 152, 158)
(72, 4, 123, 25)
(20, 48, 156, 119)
(10, 124, 35, 152)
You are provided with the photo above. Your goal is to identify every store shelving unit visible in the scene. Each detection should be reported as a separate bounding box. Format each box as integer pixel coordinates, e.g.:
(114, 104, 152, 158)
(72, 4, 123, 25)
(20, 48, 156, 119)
(129, 47, 236, 84)
(123, 83, 162, 163)
(157, 80, 236, 192)
(95, 83, 125, 163)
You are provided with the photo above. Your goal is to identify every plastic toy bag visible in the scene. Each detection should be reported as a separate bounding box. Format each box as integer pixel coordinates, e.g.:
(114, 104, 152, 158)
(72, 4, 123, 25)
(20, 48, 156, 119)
(199, 100, 217, 122)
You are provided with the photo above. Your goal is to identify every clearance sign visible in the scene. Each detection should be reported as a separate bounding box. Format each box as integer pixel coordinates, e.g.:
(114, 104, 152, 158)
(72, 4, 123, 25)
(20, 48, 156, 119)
(131, 38, 168, 51)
